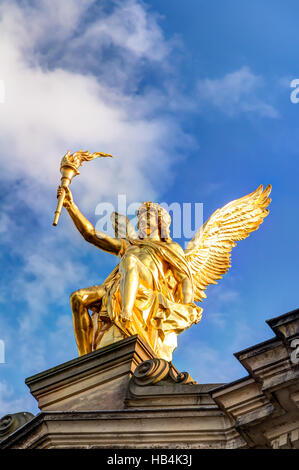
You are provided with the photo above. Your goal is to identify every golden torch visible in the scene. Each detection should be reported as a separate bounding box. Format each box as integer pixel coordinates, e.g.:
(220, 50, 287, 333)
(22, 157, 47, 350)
(53, 150, 113, 226)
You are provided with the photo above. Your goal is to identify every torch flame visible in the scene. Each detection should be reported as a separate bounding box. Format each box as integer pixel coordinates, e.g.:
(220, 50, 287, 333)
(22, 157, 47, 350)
(53, 150, 114, 227)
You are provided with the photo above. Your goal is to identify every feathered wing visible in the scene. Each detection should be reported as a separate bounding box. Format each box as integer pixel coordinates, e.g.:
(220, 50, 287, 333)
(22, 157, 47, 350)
(184, 185, 272, 302)
(110, 211, 138, 239)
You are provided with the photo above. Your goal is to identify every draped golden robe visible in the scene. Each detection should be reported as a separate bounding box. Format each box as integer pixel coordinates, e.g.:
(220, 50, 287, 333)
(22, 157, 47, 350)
(91, 238, 202, 360)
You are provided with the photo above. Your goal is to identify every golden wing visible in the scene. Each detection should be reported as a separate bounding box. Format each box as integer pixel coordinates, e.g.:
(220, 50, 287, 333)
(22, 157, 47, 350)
(184, 185, 272, 302)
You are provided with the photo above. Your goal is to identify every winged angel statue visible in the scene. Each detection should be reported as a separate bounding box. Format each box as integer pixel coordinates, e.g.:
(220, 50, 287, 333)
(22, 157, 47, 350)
(58, 184, 271, 361)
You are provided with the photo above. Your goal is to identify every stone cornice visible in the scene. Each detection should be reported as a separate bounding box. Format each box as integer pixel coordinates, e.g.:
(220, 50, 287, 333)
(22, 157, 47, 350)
(1, 309, 298, 449)
(210, 308, 299, 448)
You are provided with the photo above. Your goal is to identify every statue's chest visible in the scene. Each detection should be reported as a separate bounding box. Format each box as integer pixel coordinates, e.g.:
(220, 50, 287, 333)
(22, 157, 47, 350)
(125, 244, 168, 275)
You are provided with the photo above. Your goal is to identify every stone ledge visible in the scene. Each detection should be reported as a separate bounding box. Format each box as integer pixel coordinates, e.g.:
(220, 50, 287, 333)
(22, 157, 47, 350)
(1, 308, 298, 449)
(0, 410, 244, 449)
(25, 335, 156, 412)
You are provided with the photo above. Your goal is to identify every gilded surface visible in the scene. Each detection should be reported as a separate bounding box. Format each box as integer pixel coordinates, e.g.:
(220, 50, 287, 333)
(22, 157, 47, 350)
(55, 151, 271, 361)
(53, 150, 112, 226)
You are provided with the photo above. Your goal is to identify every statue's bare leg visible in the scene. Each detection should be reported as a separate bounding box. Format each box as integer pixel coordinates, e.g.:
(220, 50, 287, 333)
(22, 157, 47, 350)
(70, 284, 106, 356)
(119, 254, 154, 323)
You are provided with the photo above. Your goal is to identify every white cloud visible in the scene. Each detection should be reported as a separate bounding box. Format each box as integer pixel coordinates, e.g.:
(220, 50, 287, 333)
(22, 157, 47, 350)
(0, 381, 37, 416)
(0, 0, 194, 394)
(15, 247, 88, 333)
(0, 1, 277, 414)
(207, 312, 227, 328)
(174, 337, 244, 383)
(174, 314, 258, 383)
(197, 66, 279, 118)
(0, 0, 190, 216)
(49, 314, 76, 363)
(62, 0, 171, 66)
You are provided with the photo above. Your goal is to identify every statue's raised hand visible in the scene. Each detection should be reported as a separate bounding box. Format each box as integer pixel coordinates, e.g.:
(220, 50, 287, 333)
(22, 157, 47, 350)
(57, 186, 74, 210)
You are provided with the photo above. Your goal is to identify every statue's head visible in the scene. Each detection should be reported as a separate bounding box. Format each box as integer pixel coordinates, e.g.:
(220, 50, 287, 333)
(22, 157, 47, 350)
(137, 201, 172, 241)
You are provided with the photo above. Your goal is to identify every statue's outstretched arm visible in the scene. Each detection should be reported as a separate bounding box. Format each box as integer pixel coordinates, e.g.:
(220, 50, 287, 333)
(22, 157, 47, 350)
(58, 186, 122, 256)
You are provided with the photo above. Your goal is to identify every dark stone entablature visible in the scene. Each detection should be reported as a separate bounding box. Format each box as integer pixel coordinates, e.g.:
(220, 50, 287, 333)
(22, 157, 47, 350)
(0, 309, 298, 449)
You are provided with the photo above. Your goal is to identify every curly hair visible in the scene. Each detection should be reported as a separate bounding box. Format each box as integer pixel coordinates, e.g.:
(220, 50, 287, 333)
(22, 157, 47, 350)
(137, 201, 172, 242)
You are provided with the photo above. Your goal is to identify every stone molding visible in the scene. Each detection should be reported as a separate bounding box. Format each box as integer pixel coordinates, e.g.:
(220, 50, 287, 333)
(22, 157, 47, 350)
(130, 358, 196, 386)
(0, 309, 298, 449)
(210, 308, 299, 448)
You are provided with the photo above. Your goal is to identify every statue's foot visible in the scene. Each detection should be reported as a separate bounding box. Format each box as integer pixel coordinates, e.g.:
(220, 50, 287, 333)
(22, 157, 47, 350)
(120, 309, 132, 325)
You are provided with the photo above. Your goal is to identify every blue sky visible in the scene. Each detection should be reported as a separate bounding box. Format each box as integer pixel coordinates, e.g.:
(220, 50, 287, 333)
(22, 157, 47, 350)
(0, 0, 298, 415)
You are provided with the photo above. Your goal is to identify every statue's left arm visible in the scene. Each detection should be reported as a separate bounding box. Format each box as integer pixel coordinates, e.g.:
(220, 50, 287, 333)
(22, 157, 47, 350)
(178, 275, 193, 303)
(170, 243, 194, 303)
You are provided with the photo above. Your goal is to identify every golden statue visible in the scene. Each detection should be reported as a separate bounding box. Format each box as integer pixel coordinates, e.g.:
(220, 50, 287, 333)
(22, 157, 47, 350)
(55, 151, 271, 361)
